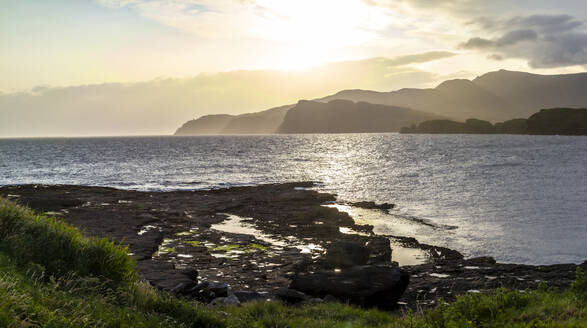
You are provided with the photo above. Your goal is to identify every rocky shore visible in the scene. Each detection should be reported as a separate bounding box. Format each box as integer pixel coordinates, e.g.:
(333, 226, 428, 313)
(1, 183, 584, 311)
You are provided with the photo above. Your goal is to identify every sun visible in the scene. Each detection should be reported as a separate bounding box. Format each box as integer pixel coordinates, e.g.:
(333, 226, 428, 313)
(249, 0, 390, 70)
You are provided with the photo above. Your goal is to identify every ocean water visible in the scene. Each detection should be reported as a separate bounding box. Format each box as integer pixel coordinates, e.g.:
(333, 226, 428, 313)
(1, 134, 586, 265)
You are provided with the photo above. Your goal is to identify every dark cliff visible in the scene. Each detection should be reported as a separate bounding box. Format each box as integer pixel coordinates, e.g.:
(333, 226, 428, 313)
(277, 100, 440, 133)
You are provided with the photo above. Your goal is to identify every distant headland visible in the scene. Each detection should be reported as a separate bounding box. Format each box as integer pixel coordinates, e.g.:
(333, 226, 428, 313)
(400, 108, 587, 135)
(174, 70, 587, 135)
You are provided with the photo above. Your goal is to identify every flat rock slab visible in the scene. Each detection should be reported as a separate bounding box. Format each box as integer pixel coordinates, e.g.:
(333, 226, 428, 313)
(0, 183, 378, 295)
(291, 265, 410, 310)
(1, 183, 584, 311)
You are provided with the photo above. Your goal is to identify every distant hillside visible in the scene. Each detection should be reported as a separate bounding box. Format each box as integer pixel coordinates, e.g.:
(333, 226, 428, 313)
(277, 100, 441, 133)
(174, 104, 292, 135)
(174, 70, 587, 135)
(319, 70, 587, 122)
(400, 108, 587, 135)
(473, 71, 587, 116)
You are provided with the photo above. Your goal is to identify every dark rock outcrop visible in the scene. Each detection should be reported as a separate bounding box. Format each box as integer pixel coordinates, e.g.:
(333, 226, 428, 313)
(350, 201, 395, 211)
(365, 237, 393, 265)
(290, 265, 410, 309)
(3, 184, 584, 312)
(322, 241, 370, 269)
(233, 291, 266, 303)
(275, 287, 309, 304)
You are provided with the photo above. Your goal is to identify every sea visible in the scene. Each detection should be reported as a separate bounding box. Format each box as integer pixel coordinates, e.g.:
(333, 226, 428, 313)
(1, 134, 586, 265)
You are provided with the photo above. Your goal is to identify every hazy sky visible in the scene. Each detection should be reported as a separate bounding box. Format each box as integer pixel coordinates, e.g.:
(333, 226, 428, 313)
(1, 0, 587, 136)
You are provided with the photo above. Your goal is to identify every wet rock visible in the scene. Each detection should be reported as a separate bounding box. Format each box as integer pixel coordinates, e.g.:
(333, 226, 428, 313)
(3, 183, 585, 312)
(291, 257, 310, 273)
(210, 294, 240, 306)
(290, 265, 410, 310)
(428, 246, 464, 262)
(275, 287, 309, 304)
(233, 290, 266, 303)
(27, 197, 84, 211)
(181, 281, 229, 300)
(365, 236, 392, 265)
(170, 281, 197, 295)
(351, 201, 395, 211)
(208, 282, 229, 298)
(323, 241, 369, 268)
(323, 295, 340, 303)
(132, 229, 163, 260)
(180, 267, 199, 280)
(137, 261, 195, 291)
(464, 256, 497, 266)
(304, 298, 324, 305)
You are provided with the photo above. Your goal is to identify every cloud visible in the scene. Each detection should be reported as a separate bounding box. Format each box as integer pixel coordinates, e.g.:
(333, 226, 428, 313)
(97, 0, 390, 44)
(507, 14, 583, 34)
(384, 51, 456, 66)
(0, 53, 449, 137)
(460, 30, 538, 49)
(461, 14, 587, 68)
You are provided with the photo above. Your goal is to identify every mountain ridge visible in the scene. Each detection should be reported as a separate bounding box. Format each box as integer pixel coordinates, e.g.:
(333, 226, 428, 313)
(277, 100, 442, 133)
(174, 69, 587, 135)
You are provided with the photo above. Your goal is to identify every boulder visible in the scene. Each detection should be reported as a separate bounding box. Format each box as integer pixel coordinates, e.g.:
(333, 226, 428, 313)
(275, 287, 309, 304)
(180, 267, 199, 280)
(210, 294, 241, 306)
(233, 290, 266, 303)
(463, 256, 496, 266)
(170, 281, 197, 295)
(182, 281, 229, 301)
(291, 257, 310, 273)
(290, 265, 409, 309)
(323, 241, 369, 268)
(207, 282, 229, 298)
(365, 237, 392, 265)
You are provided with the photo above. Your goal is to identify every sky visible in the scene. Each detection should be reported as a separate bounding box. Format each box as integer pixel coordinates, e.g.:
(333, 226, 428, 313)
(1, 0, 587, 136)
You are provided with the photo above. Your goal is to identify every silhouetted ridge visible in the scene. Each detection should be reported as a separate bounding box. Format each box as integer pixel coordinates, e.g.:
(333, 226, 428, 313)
(400, 108, 587, 135)
(472, 71, 587, 117)
(526, 108, 587, 135)
(277, 100, 440, 133)
(174, 104, 292, 135)
(174, 70, 587, 135)
(318, 70, 587, 122)
(318, 78, 513, 122)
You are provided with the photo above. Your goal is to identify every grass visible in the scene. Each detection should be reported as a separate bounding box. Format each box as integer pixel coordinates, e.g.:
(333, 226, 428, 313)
(211, 243, 269, 253)
(0, 196, 585, 327)
(0, 197, 136, 282)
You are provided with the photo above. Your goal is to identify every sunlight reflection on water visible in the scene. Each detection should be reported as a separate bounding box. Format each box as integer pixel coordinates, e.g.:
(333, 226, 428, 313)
(1, 134, 586, 265)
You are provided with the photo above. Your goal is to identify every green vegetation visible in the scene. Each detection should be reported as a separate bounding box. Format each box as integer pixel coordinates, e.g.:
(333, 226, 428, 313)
(1, 197, 585, 327)
(211, 243, 268, 253)
(157, 246, 177, 255)
(0, 197, 135, 282)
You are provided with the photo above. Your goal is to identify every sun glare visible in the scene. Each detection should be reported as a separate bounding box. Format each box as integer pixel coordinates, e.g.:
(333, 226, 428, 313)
(250, 0, 390, 70)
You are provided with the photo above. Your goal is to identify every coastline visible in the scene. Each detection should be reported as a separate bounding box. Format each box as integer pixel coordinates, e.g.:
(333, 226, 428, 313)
(1, 182, 584, 310)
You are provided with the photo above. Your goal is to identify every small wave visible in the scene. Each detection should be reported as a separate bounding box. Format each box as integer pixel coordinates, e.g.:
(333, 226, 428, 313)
(479, 162, 524, 168)
(390, 211, 458, 230)
(397, 173, 420, 178)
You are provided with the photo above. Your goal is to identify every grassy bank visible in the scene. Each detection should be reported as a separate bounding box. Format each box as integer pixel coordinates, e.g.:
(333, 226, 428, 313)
(1, 197, 585, 327)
